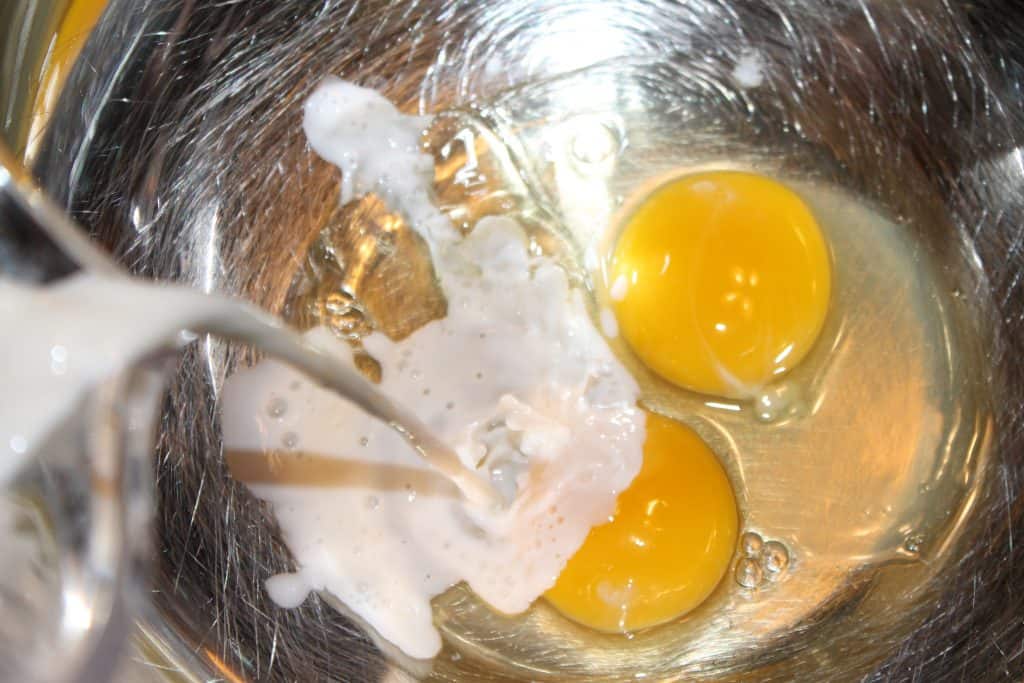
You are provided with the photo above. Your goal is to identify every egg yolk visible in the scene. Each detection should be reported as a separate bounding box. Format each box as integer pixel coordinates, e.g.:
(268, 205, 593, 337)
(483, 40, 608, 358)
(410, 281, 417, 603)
(545, 413, 738, 632)
(29, 0, 108, 142)
(609, 171, 831, 398)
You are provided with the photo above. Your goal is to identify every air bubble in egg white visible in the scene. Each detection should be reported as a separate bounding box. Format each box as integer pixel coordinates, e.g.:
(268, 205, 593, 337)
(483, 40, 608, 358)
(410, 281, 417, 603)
(903, 534, 925, 555)
(735, 557, 763, 588)
(753, 383, 800, 423)
(741, 531, 764, 557)
(569, 119, 618, 167)
(323, 292, 370, 339)
(365, 496, 380, 511)
(282, 432, 299, 449)
(762, 541, 790, 574)
(266, 396, 288, 419)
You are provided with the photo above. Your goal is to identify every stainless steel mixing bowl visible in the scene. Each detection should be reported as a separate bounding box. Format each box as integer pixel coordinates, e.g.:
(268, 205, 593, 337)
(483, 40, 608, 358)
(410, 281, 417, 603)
(4, 0, 1024, 680)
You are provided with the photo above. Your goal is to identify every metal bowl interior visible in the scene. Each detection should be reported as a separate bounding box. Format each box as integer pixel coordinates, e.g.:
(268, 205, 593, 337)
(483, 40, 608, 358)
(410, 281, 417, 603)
(28, 0, 1024, 680)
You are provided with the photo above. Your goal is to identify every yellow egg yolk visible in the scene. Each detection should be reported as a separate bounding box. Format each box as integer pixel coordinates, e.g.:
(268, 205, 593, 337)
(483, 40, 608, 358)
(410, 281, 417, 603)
(545, 413, 738, 632)
(608, 171, 831, 398)
(28, 0, 108, 151)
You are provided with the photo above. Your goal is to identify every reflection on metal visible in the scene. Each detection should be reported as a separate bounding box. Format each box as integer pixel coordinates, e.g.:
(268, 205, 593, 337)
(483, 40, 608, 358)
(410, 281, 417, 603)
(4, 0, 1024, 680)
(0, 0, 72, 155)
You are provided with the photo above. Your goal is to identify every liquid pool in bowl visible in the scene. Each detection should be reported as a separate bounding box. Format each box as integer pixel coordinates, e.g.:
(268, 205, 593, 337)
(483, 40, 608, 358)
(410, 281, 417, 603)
(27, 0, 1020, 680)
(265, 67, 990, 679)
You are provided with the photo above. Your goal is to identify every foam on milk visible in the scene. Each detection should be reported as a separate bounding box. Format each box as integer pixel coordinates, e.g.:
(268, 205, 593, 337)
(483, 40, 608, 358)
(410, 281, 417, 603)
(219, 79, 645, 659)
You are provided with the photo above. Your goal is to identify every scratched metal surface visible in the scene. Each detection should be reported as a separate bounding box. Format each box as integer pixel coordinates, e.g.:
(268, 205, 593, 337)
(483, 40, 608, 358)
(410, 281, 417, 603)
(30, 0, 1024, 680)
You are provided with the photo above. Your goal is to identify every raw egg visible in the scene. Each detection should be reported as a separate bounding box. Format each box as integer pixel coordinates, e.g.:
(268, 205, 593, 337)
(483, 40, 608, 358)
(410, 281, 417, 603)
(29, 0, 107, 144)
(608, 171, 831, 398)
(545, 412, 738, 632)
